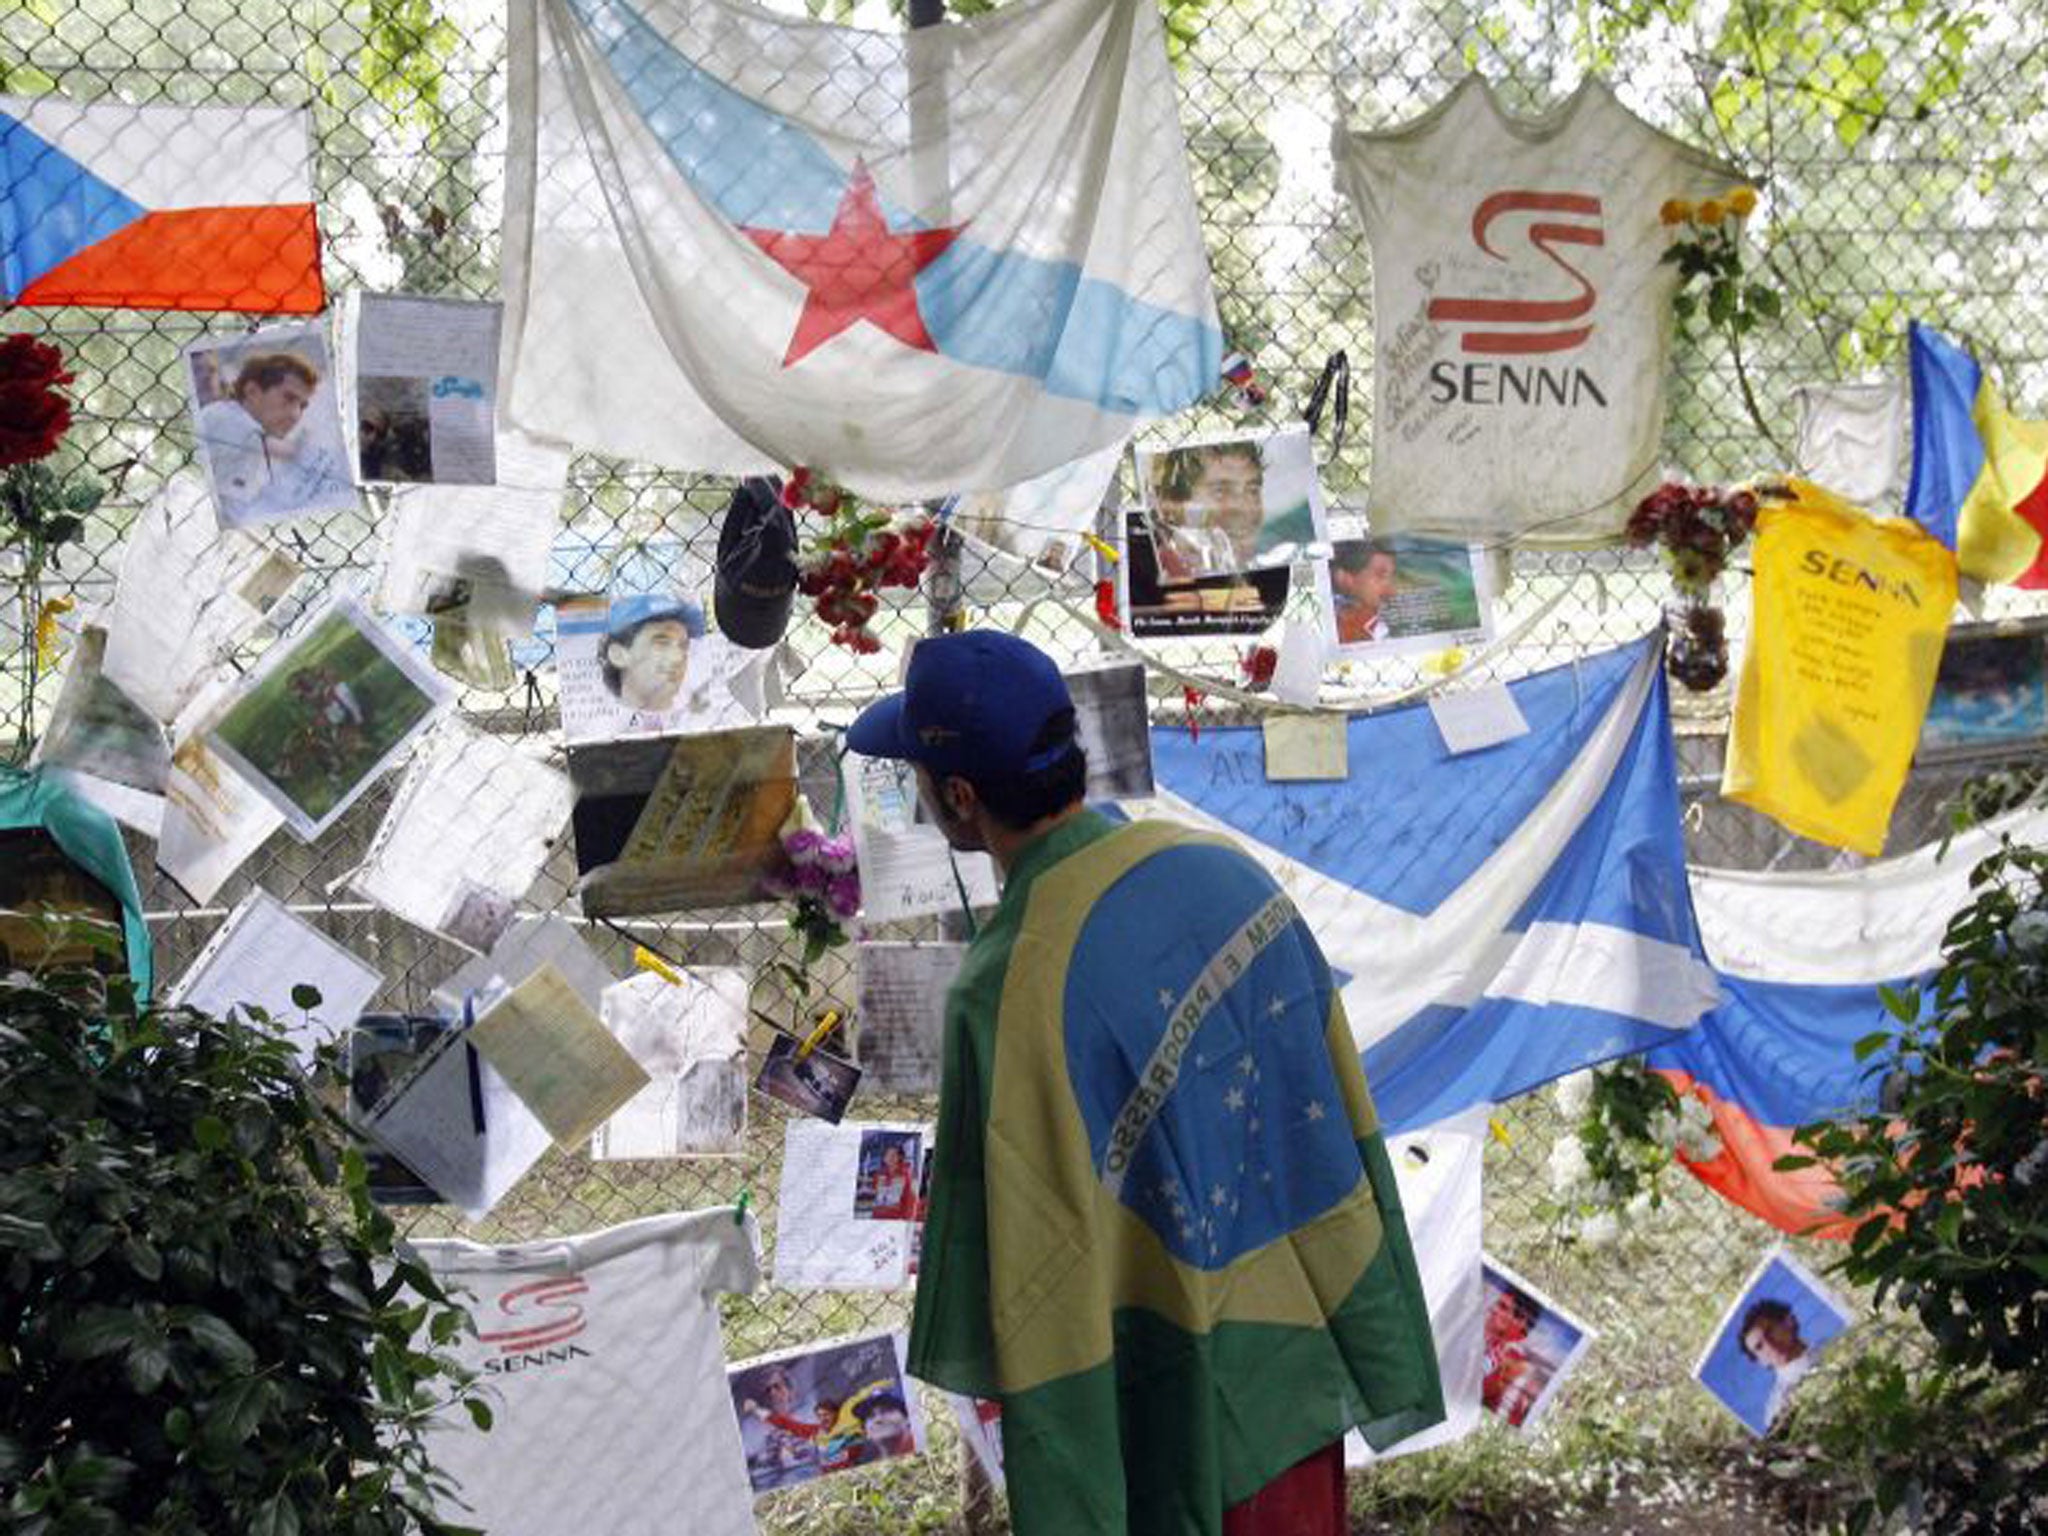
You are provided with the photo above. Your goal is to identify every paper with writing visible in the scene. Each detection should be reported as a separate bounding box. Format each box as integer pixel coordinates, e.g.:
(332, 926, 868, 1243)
(467, 963, 651, 1148)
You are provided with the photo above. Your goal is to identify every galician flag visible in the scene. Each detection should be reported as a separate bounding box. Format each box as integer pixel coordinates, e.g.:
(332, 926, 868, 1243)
(501, 0, 1223, 498)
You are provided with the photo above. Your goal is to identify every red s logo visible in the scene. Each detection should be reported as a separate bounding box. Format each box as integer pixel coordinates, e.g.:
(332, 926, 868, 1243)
(476, 1276, 589, 1354)
(1426, 192, 1604, 355)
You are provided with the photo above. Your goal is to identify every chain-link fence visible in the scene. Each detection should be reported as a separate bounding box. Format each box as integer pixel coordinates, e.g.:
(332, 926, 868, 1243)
(6, 0, 2047, 1527)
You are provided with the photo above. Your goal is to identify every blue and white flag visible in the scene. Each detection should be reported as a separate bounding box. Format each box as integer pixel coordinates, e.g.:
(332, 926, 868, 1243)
(1144, 635, 1719, 1131)
(502, 0, 1222, 498)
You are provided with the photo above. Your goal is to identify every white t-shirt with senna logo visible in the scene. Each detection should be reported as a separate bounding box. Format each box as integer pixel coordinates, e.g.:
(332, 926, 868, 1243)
(413, 1208, 760, 1536)
(1335, 75, 1738, 543)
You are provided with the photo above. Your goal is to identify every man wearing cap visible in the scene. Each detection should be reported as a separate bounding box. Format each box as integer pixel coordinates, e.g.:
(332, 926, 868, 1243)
(848, 631, 1442, 1536)
(603, 595, 703, 713)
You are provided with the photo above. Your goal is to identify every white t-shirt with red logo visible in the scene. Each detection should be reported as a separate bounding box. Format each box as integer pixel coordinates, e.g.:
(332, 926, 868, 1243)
(412, 1209, 760, 1536)
(1335, 75, 1738, 543)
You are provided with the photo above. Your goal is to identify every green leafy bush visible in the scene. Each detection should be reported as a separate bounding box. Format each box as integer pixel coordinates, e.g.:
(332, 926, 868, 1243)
(0, 966, 485, 1535)
(1793, 840, 2048, 1376)
(1785, 838, 2048, 1530)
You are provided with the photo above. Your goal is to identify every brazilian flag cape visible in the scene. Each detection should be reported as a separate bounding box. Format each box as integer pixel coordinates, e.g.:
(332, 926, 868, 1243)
(908, 810, 1443, 1536)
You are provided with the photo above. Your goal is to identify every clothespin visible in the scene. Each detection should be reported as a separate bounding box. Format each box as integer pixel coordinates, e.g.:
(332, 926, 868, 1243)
(33, 596, 73, 670)
(733, 1188, 752, 1226)
(1082, 532, 1120, 566)
(634, 945, 683, 985)
(1182, 686, 1206, 741)
(794, 1008, 842, 1061)
(1420, 646, 1467, 680)
(1488, 1117, 1513, 1148)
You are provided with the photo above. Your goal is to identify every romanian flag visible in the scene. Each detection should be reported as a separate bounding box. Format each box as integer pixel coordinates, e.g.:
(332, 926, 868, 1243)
(908, 811, 1442, 1536)
(1, 96, 322, 312)
(1904, 321, 2048, 585)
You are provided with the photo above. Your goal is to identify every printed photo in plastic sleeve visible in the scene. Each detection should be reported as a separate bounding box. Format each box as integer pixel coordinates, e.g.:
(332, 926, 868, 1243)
(1694, 1248, 1854, 1436)
(728, 1331, 924, 1496)
(554, 592, 758, 745)
(184, 321, 357, 529)
(1479, 1255, 1596, 1433)
(205, 596, 450, 842)
(345, 1014, 453, 1207)
(1916, 618, 2048, 763)
(1318, 533, 1495, 658)
(1123, 427, 1326, 638)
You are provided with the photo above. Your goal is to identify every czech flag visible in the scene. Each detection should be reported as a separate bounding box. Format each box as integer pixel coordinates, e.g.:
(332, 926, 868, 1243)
(2, 96, 322, 312)
(1904, 320, 2048, 585)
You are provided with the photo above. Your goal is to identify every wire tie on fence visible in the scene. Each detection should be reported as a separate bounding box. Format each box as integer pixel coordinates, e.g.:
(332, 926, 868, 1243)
(1082, 532, 1120, 566)
(733, 1188, 751, 1227)
(1488, 1117, 1513, 1147)
(634, 945, 683, 985)
(795, 1008, 841, 1061)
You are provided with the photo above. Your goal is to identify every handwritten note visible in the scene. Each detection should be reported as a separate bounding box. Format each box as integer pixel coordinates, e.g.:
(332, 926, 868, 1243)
(843, 753, 998, 922)
(168, 889, 383, 1064)
(592, 969, 751, 1158)
(352, 719, 572, 946)
(1262, 714, 1349, 781)
(358, 1024, 551, 1220)
(1429, 682, 1530, 756)
(772, 1120, 927, 1291)
(855, 943, 965, 1094)
(467, 963, 651, 1148)
(354, 294, 502, 485)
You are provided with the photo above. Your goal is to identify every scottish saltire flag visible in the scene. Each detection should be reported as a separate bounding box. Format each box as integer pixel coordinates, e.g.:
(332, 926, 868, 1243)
(1905, 321, 2048, 585)
(501, 0, 1222, 499)
(1145, 635, 1719, 1133)
(907, 813, 1441, 1536)
(1, 97, 321, 312)
(1647, 806, 2043, 1237)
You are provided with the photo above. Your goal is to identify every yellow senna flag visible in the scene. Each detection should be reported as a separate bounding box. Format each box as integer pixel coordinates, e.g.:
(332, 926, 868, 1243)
(1723, 480, 1958, 855)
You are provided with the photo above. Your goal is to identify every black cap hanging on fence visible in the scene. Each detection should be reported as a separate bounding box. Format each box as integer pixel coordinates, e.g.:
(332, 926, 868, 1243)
(714, 476, 799, 650)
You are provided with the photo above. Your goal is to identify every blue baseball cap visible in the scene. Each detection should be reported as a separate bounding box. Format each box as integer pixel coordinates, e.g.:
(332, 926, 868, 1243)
(606, 594, 704, 640)
(846, 631, 1075, 781)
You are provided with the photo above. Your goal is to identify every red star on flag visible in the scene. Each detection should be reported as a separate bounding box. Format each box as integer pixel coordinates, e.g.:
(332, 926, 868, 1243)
(741, 159, 964, 367)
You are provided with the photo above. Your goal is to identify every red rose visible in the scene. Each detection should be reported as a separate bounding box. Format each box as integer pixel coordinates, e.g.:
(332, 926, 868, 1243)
(1241, 645, 1278, 689)
(0, 334, 70, 393)
(0, 380, 72, 467)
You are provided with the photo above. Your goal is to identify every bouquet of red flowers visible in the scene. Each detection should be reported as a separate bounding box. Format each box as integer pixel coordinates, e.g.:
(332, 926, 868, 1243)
(784, 469, 936, 654)
(1626, 479, 1761, 691)
(1625, 479, 1759, 596)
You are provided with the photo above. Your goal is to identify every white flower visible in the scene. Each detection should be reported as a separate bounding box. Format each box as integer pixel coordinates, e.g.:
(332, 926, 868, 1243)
(1626, 1189, 1656, 1218)
(1646, 1109, 1679, 1149)
(1552, 1071, 1595, 1118)
(1548, 1136, 1591, 1190)
(1677, 1126, 1722, 1161)
(1579, 1210, 1621, 1247)
(2011, 909, 2048, 956)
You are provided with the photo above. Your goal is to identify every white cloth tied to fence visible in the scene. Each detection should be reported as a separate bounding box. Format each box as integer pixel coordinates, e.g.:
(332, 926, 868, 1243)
(502, 0, 1222, 498)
